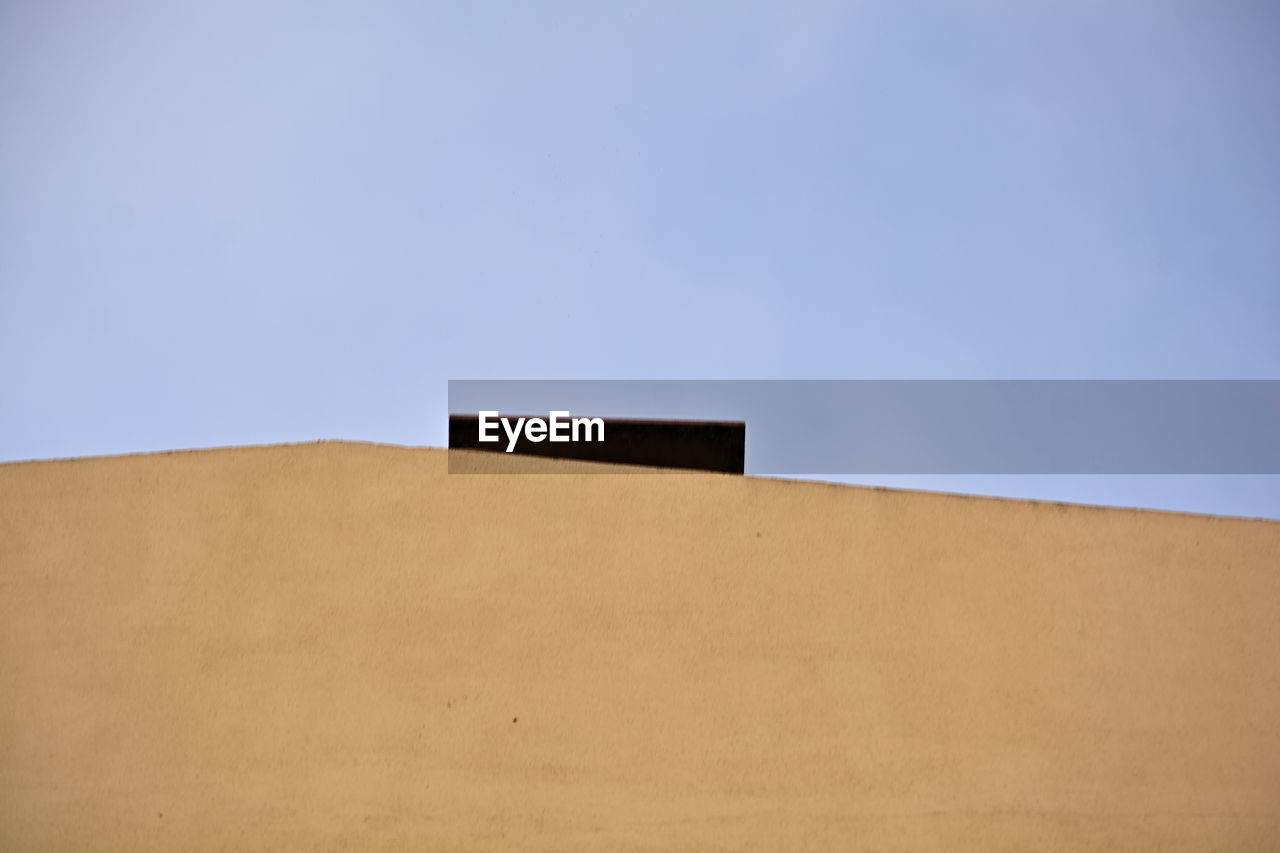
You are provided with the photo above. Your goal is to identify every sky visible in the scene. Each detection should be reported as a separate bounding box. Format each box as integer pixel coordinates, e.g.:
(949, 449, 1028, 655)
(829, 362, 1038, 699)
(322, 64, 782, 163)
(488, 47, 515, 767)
(2, 1, 1277, 517)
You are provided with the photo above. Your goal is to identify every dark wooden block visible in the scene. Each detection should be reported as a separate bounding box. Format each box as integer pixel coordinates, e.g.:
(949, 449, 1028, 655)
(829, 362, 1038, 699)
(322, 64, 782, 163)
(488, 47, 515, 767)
(448, 415, 745, 474)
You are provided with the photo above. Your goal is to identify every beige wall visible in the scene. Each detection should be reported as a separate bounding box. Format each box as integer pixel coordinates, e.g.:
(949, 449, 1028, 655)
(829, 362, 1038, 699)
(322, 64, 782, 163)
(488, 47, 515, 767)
(3, 441, 1279, 851)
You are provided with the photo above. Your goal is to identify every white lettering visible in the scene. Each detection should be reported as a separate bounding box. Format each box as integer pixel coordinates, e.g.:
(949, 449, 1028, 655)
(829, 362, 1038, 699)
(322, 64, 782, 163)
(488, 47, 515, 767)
(573, 417, 604, 442)
(478, 411, 500, 442)
(502, 416, 525, 453)
(549, 411, 570, 442)
(480, 411, 604, 450)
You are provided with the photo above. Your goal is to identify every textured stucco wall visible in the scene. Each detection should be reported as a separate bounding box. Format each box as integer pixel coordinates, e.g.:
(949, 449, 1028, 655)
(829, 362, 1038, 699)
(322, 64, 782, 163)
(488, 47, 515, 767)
(3, 442, 1278, 851)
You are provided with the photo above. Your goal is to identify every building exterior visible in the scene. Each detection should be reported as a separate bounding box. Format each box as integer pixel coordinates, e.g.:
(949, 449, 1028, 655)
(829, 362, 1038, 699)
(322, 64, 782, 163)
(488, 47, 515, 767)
(3, 441, 1278, 850)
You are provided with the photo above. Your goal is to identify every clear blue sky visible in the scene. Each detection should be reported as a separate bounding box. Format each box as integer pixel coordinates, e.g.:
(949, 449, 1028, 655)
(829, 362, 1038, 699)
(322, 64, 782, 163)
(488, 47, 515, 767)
(2, 2, 1277, 517)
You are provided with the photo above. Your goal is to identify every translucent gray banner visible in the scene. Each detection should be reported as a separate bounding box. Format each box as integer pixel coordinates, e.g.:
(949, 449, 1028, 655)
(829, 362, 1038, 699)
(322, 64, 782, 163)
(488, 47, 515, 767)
(447, 380, 1280, 474)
